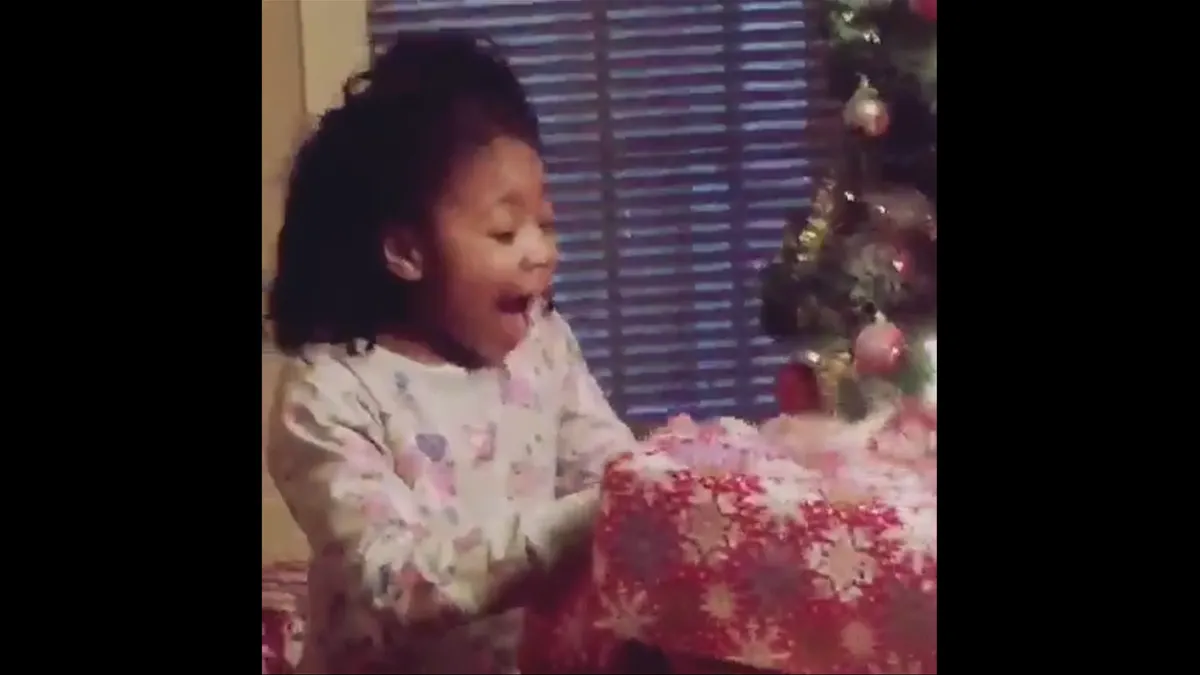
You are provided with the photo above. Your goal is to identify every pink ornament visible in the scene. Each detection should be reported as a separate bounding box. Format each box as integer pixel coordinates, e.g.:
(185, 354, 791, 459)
(910, 0, 937, 21)
(854, 320, 907, 376)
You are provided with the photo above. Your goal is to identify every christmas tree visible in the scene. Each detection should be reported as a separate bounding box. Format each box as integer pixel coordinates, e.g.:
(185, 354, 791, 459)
(760, 0, 937, 419)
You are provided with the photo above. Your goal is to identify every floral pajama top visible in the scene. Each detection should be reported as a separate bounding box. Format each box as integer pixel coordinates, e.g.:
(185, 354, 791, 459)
(266, 310, 635, 673)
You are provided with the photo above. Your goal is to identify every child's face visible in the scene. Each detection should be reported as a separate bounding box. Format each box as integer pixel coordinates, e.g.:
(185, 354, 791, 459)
(425, 136, 558, 364)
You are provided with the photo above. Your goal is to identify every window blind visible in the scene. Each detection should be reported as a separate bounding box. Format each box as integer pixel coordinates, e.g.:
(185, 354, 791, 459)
(368, 0, 823, 424)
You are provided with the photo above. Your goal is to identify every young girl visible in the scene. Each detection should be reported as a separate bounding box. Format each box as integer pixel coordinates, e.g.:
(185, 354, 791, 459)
(266, 31, 636, 674)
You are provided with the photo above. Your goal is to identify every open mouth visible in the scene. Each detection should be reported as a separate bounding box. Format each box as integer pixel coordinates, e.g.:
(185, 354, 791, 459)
(497, 294, 533, 316)
(496, 293, 535, 339)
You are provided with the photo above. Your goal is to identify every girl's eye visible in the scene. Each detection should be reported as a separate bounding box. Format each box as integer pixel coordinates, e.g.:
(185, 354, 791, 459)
(490, 232, 516, 244)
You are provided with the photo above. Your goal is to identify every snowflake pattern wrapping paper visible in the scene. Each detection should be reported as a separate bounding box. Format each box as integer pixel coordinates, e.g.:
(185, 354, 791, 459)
(521, 415, 936, 674)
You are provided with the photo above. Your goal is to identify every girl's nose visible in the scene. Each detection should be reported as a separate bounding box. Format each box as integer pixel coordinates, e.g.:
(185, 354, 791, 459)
(520, 226, 556, 270)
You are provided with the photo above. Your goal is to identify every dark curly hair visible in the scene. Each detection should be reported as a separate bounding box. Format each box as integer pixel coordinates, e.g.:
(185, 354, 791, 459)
(268, 30, 541, 355)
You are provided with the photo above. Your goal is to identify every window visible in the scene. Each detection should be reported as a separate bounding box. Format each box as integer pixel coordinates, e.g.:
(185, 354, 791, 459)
(368, 0, 821, 424)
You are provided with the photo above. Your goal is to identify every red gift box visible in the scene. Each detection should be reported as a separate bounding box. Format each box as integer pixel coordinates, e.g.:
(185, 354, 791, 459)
(522, 415, 936, 674)
(262, 562, 308, 675)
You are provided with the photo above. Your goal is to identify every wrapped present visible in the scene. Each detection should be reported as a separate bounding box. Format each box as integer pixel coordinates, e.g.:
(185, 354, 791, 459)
(522, 413, 936, 674)
(262, 562, 308, 675)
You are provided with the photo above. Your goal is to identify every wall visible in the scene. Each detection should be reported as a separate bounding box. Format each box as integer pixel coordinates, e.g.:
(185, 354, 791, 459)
(262, 0, 370, 269)
(262, 0, 370, 564)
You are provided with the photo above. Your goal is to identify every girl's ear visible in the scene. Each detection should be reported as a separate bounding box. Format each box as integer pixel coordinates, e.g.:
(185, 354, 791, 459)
(383, 232, 424, 281)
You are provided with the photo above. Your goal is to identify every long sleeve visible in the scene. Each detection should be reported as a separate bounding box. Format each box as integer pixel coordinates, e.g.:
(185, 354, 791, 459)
(550, 315, 638, 494)
(266, 360, 598, 631)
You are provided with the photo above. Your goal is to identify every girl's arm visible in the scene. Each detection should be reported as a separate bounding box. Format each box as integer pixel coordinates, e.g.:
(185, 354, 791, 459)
(548, 313, 639, 494)
(267, 361, 597, 629)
